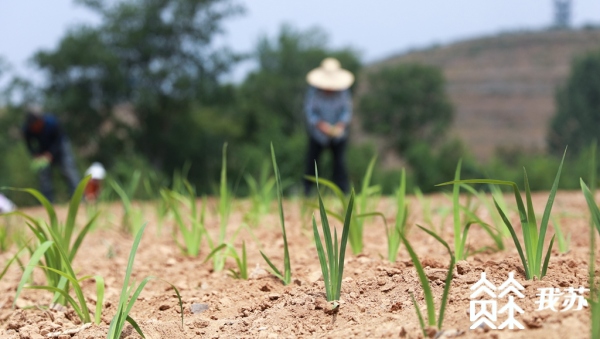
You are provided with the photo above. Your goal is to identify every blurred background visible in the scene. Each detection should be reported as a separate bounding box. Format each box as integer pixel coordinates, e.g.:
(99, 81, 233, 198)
(2, 0, 600, 205)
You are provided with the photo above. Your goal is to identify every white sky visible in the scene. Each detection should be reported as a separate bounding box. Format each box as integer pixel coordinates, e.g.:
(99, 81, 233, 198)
(1, 0, 600, 84)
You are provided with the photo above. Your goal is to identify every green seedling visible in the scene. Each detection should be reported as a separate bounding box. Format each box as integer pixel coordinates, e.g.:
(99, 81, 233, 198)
(580, 179, 600, 339)
(438, 151, 566, 280)
(447, 160, 501, 259)
(385, 168, 409, 262)
(451, 160, 464, 259)
(401, 226, 455, 337)
(161, 180, 207, 257)
(260, 144, 291, 285)
(312, 164, 354, 308)
(414, 187, 451, 234)
(108, 170, 144, 234)
(587, 140, 597, 304)
(16, 240, 105, 325)
(0, 246, 26, 282)
(353, 155, 381, 254)
(155, 165, 192, 236)
(489, 184, 512, 237)
(305, 154, 380, 255)
(202, 144, 253, 275)
(5, 176, 99, 305)
(205, 241, 248, 280)
(592, 299, 600, 339)
(0, 222, 9, 253)
(459, 184, 505, 253)
(414, 187, 433, 230)
(210, 143, 232, 272)
(550, 215, 570, 253)
(244, 160, 276, 225)
(107, 223, 183, 338)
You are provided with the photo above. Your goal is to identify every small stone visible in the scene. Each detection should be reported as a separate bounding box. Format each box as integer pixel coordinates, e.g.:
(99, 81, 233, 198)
(377, 266, 401, 276)
(357, 257, 371, 264)
(308, 271, 322, 283)
(399, 326, 407, 337)
(390, 301, 402, 311)
(6, 322, 21, 330)
(220, 297, 233, 306)
(380, 283, 395, 292)
(425, 326, 437, 338)
(436, 329, 465, 338)
(193, 319, 210, 328)
(425, 268, 448, 281)
(13, 299, 30, 309)
(190, 303, 209, 314)
(455, 260, 471, 275)
(166, 258, 177, 266)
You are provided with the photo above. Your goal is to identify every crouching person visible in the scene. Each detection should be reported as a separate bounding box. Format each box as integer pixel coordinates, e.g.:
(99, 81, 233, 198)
(22, 107, 80, 203)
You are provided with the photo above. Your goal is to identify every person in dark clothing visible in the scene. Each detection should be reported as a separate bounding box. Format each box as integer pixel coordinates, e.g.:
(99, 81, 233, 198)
(303, 58, 355, 195)
(22, 110, 80, 202)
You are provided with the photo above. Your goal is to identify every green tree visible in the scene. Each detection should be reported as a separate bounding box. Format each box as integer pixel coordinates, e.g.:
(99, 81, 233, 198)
(34, 0, 244, 180)
(548, 49, 600, 156)
(358, 63, 453, 154)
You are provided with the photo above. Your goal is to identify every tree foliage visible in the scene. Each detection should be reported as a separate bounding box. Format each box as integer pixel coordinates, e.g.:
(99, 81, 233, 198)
(34, 0, 243, 177)
(548, 49, 600, 156)
(358, 63, 453, 153)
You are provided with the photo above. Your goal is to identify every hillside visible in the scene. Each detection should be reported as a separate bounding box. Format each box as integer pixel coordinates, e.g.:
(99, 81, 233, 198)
(367, 28, 600, 162)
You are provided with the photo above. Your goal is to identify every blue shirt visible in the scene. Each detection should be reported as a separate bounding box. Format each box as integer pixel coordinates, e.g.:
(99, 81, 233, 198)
(304, 86, 352, 145)
(23, 114, 65, 160)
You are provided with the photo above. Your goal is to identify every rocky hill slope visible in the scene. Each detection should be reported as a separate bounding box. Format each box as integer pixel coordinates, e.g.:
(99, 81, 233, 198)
(367, 28, 600, 161)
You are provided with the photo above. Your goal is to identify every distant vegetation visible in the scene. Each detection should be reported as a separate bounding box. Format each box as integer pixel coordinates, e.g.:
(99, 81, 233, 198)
(1, 0, 600, 206)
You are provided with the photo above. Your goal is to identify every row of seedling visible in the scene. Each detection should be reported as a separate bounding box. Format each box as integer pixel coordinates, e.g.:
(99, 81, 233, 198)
(2, 144, 599, 337)
(1, 177, 182, 338)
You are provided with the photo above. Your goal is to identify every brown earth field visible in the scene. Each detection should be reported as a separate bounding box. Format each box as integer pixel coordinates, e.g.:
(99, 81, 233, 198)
(0, 191, 599, 339)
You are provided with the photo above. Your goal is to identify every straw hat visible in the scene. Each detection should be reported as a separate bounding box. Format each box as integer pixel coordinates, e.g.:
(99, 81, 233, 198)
(306, 58, 354, 91)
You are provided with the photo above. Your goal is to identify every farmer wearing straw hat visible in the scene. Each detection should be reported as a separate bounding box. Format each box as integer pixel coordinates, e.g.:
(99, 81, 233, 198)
(22, 106, 80, 202)
(303, 57, 355, 195)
